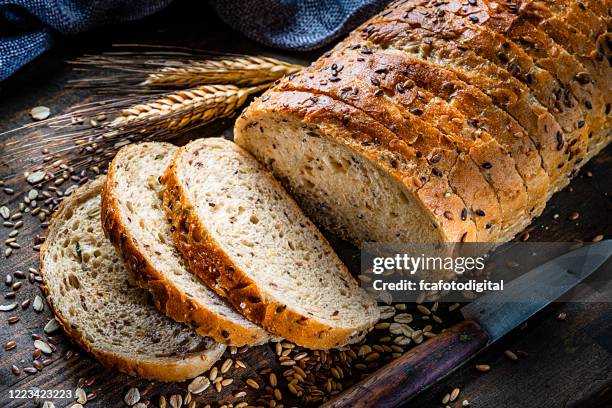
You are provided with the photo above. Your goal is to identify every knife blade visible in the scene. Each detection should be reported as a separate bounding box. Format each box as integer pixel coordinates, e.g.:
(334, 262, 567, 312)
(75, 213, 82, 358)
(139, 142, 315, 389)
(461, 240, 612, 343)
(323, 240, 612, 408)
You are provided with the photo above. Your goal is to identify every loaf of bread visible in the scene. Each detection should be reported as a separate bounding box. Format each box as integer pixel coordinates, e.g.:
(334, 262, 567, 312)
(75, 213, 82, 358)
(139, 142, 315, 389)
(40, 177, 225, 381)
(160, 138, 380, 349)
(102, 142, 271, 346)
(235, 0, 610, 247)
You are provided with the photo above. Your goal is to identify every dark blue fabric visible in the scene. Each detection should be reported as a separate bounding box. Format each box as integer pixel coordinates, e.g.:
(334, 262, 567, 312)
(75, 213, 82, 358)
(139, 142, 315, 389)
(0, 0, 388, 81)
(209, 0, 389, 51)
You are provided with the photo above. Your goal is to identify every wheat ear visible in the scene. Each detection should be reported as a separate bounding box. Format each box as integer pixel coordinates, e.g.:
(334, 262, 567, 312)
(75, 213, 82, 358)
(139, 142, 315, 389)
(143, 55, 302, 87)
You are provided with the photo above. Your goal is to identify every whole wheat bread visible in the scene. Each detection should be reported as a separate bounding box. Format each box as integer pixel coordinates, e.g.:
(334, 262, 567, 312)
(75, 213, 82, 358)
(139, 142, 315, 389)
(234, 0, 610, 249)
(160, 137, 380, 349)
(102, 142, 270, 346)
(40, 177, 225, 381)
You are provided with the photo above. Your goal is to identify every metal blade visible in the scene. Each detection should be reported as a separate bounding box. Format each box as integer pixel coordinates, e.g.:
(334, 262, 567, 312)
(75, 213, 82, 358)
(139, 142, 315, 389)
(461, 240, 612, 343)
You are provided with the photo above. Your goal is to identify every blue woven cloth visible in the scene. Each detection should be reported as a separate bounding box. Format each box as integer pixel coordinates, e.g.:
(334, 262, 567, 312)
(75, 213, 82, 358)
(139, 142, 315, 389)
(0, 0, 388, 81)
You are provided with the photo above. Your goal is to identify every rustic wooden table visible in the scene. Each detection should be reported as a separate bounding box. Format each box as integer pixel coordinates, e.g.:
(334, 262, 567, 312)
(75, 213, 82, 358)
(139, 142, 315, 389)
(1, 1, 611, 407)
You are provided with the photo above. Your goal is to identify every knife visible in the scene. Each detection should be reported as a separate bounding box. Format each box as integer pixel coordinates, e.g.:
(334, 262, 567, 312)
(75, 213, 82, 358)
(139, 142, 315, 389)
(322, 240, 612, 408)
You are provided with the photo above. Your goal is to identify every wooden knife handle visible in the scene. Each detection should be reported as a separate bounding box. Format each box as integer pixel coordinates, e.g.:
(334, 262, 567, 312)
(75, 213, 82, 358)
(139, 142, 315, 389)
(322, 320, 490, 408)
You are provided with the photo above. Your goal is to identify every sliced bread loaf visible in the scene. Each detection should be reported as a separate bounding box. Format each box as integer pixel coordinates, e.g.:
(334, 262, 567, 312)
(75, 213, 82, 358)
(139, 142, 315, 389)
(40, 177, 225, 381)
(102, 142, 270, 346)
(160, 137, 380, 349)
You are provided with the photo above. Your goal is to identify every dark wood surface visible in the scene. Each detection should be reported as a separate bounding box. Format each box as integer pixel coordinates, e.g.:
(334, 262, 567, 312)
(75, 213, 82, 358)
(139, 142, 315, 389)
(1, 1, 611, 407)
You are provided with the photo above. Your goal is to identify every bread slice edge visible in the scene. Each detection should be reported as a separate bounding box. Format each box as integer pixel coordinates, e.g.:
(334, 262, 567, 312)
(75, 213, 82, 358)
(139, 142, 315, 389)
(40, 177, 226, 382)
(101, 142, 270, 347)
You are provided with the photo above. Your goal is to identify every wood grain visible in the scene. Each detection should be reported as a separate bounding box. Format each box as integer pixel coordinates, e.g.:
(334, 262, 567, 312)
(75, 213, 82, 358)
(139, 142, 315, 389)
(1, 1, 611, 407)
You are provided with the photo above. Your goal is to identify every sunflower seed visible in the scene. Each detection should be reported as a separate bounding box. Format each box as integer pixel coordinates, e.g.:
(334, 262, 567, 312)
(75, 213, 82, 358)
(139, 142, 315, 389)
(0, 303, 17, 312)
(44, 318, 60, 334)
(27, 171, 46, 184)
(33, 295, 44, 312)
(124, 387, 140, 405)
(31, 106, 51, 121)
(75, 387, 87, 404)
(34, 340, 52, 355)
(188, 376, 210, 394)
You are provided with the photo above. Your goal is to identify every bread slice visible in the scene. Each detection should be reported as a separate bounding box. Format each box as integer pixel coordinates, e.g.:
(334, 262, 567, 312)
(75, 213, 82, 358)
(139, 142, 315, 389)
(102, 142, 270, 347)
(40, 177, 225, 381)
(160, 137, 380, 349)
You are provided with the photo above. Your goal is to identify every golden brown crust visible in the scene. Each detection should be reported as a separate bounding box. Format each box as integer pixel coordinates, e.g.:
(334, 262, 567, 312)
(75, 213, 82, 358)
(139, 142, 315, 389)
(40, 177, 225, 382)
(241, 90, 479, 244)
(160, 135, 379, 349)
(278, 46, 538, 241)
(100, 145, 270, 347)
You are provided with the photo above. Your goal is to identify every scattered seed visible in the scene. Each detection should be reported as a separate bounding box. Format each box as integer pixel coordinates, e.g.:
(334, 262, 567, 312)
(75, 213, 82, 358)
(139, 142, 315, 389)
(75, 387, 87, 404)
(568, 211, 580, 221)
(0, 303, 17, 312)
(592, 234, 604, 242)
(27, 171, 46, 184)
(475, 364, 491, 372)
(34, 340, 52, 355)
(221, 358, 233, 373)
(33, 295, 44, 312)
(11, 365, 20, 375)
(169, 394, 182, 408)
(44, 318, 60, 334)
(394, 313, 413, 324)
(557, 312, 567, 321)
(450, 387, 460, 402)
(188, 376, 210, 394)
(442, 393, 450, 404)
(0, 207, 9, 219)
(504, 350, 519, 361)
(208, 366, 218, 381)
(246, 378, 260, 389)
(5, 341, 16, 350)
(124, 387, 140, 405)
(31, 106, 51, 121)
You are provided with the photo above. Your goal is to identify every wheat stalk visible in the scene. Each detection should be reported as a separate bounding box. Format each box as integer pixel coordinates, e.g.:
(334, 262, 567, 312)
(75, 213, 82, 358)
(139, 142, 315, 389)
(68, 45, 303, 91)
(111, 84, 266, 129)
(142, 55, 302, 87)
(1, 84, 270, 183)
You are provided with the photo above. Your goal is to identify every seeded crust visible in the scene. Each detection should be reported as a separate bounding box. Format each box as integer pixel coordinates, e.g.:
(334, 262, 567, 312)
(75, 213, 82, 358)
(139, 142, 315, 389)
(101, 142, 271, 346)
(279, 47, 533, 242)
(160, 137, 380, 349)
(40, 177, 225, 382)
(397, 0, 603, 177)
(507, 0, 612, 158)
(236, 2, 609, 252)
(361, 3, 589, 196)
